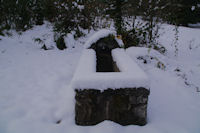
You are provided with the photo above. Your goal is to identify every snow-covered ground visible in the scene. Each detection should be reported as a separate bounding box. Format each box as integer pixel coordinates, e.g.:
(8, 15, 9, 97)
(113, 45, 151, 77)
(0, 24, 200, 133)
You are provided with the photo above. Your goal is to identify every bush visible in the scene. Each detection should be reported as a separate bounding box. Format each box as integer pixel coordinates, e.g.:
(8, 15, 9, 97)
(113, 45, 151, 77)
(55, 36, 67, 50)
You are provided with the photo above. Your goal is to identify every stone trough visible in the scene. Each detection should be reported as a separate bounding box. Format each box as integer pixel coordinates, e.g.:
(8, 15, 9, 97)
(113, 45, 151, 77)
(71, 29, 150, 126)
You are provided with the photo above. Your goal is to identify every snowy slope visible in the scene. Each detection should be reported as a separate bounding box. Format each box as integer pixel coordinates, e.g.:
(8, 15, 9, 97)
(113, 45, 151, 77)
(0, 24, 200, 133)
(126, 47, 200, 133)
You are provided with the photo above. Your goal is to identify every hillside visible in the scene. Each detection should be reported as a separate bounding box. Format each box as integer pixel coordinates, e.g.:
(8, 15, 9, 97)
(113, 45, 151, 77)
(0, 24, 200, 133)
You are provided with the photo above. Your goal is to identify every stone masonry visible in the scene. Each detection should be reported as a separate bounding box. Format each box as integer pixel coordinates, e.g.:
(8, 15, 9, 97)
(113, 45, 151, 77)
(75, 88, 150, 126)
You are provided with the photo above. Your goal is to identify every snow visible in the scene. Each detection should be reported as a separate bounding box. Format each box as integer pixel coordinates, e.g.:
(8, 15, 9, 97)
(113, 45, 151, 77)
(84, 29, 124, 49)
(188, 23, 200, 28)
(71, 48, 149, 90)
(112, 48, 147, 74)
(0, 23, 200, 133)
(72, 49, 96, 75)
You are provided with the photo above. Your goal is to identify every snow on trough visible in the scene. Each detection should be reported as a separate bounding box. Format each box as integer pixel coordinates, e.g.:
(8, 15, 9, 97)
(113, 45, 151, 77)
(84, 29, 124, 48)
(71, 48, 149, 90)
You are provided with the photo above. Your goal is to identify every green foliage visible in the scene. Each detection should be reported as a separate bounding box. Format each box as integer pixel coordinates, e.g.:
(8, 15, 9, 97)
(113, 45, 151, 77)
(121, 29, 140, 48)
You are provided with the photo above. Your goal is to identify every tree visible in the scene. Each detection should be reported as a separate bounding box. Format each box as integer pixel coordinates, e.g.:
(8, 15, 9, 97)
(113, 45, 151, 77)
(53, 0, 99, 37)
(163, 0, 200, 26)
(101, 0, 128, 35)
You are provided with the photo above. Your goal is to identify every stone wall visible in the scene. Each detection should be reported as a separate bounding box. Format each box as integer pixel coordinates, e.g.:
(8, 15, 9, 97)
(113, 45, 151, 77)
(75, 88, 150, 126)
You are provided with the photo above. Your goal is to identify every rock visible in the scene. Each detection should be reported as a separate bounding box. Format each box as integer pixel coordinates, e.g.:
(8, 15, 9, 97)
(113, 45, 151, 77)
(75, 88, 150, 126)
(56, 120, 62, 124)
(41, 44, 48, 50)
